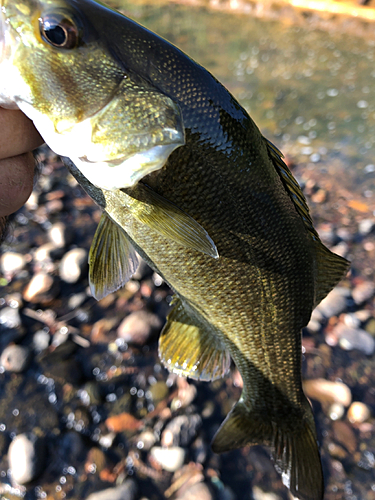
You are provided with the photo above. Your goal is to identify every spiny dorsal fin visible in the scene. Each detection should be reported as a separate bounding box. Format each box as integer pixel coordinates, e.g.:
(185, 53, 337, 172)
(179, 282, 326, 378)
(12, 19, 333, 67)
(122, 183, 219, 259)
(159, 296, 230, 381)
(265, 138, 349, 305)
(89, 212, 139, 300)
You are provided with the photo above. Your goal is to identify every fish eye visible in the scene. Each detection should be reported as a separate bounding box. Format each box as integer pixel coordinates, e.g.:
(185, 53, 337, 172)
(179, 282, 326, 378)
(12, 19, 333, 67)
(39, 13, 80, 49)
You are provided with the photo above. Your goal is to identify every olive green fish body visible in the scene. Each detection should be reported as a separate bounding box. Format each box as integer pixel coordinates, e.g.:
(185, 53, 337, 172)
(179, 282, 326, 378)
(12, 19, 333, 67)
(0, 2, 349, 498)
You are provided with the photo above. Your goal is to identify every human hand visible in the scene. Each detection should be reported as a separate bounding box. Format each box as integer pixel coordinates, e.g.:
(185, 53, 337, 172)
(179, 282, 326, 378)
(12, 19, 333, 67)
(0, 108, 44, 241)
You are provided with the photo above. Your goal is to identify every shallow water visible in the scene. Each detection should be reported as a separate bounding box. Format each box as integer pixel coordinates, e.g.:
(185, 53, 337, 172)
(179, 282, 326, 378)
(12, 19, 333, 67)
(110, 0, 375, 194)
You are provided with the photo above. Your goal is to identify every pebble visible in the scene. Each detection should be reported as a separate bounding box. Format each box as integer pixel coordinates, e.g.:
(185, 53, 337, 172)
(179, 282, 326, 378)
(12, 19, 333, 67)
(176, 482, 214, 500)
(347, 402, 371, 424)
(148, 380, 169, 404)
(0, 306, 21, 329)
(303, 379, 352, 407)
(33, 243, 56, 264)
(150, 446, 186, 472)
(8, 433, 46, 484)
(171, 378, 197, 411)
(358, 218, 375, 236)
(47, 222, 72, 248)
(33, 330, 50, 352)
(85, 480, 138, 500)
(332, 420, 357, 454)
(252, 486, 282, 500)
(117, 310, 163, 345)
(162, 415, 202, 447)
(131, 258, 153, 281)
(365, 318, 375, 335)
(316, 287, 350, 318)
(328, 403, 345, 421)
(352, 281, 375, 305)
(23, 272, 58, 303)
(333, 323, 375, 355)
(59, 248, 88, 283)
(0, 252, 27, 279)
(1, 345, 31, 373)
(136, 430, 157, 451)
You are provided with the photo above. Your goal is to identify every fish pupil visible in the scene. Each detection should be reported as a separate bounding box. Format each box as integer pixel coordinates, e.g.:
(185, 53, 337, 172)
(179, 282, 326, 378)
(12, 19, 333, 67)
(44, 25, 66, 46)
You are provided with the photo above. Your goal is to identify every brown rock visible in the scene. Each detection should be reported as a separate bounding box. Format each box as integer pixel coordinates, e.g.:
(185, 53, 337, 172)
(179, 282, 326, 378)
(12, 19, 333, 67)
(117, 310, 163, 345)
(347, 402, 371, 424)
(105, 413, 143, 433)
(303, 379, 352, 407)
(23, 272, 58, 304)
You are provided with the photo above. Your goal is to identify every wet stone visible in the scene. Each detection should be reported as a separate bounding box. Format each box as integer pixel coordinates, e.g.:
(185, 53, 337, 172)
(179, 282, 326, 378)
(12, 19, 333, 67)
(328, 403, 345, 421)
(59, 247, 88, 283)
(303, 379, 352, 407)
(150, 446, 186, 472)
(23, 272, 59, 303)
(32, 330, 50, 353)
(117, 310, 163, 345)
(332, 420, 357, 454)
(352, 281, 375, 305)
(333, 323, 375, 355)
(0, 306, 21, 329)
(47, 221, 72, 248)
(316, 287, 350, 318)
(358, 218, 375, 236)
(1, 345, 31, 373)
(33, 243, 55, 264)
(365, 318, 375, 335)
(148, 380, 169, 404)
(0, 252, 27, 279)
(252, 486, 283, 500)
(136, 429, 157, 451)
(59, 431, 85, 463)
(85, 480, 138, 500)
(162, 414, 202, 447)
(176, 481, 214, 500)
(8, 433, 46, 485)
(347, 402, 371, 424)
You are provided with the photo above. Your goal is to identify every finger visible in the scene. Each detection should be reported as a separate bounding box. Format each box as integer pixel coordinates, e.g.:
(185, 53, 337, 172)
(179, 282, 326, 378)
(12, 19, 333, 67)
(0, 109, 44, 160)
(0, 152, 36, 217)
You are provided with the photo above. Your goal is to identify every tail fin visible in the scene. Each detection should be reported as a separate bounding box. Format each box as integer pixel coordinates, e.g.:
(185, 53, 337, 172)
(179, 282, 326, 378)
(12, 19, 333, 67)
(211, 400, 324, 500)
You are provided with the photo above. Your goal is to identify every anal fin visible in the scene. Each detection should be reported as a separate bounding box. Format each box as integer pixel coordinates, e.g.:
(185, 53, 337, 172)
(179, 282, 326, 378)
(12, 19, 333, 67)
(89, 212, 139, 300)
(159, 297, 230, 381)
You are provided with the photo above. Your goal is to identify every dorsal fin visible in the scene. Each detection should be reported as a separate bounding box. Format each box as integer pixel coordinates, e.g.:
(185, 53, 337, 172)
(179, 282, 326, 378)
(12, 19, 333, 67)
(265, 138, 319, 241)
(265, 138, 350, 306)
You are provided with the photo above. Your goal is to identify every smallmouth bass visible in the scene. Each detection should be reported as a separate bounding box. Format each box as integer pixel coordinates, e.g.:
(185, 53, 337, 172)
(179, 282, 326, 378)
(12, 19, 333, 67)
(0, 1, 349, 498)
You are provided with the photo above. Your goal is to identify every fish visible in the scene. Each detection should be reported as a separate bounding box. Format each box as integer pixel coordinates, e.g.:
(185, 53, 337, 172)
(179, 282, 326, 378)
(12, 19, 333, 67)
(0, 1, 350, 498)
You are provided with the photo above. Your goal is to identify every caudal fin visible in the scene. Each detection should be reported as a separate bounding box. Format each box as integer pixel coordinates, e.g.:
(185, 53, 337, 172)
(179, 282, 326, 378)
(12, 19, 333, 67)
(212, 401, 324, 500)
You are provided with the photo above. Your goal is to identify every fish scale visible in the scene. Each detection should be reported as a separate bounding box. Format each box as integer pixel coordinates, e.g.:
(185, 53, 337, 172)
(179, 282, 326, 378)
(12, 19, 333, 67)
(0, 1, 350, 498)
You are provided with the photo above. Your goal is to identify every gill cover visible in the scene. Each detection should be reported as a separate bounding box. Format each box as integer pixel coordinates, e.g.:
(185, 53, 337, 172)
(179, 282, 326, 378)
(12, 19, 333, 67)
(0, 0, 185, 190)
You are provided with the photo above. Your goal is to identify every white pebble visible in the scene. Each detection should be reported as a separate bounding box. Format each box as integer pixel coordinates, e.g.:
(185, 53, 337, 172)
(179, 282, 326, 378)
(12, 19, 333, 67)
(9, 433, 45, 484)
(150, 446, 185, 472)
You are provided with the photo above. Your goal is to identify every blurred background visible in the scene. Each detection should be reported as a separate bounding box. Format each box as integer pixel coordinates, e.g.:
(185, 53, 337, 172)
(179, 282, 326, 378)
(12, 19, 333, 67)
(0, 1, 375, 499)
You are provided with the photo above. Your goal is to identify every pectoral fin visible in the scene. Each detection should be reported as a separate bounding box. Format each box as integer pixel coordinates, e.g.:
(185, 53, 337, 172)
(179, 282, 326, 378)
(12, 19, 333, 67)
(123, 183, 219, 258)
(159, 297, 230, 381)
(89, 213, 139, 300)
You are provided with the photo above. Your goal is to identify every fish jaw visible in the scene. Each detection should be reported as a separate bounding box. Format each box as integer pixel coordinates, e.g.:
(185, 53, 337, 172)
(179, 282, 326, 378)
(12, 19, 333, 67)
(0, 2, 26, 109)
(73, 143, 184, 190)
